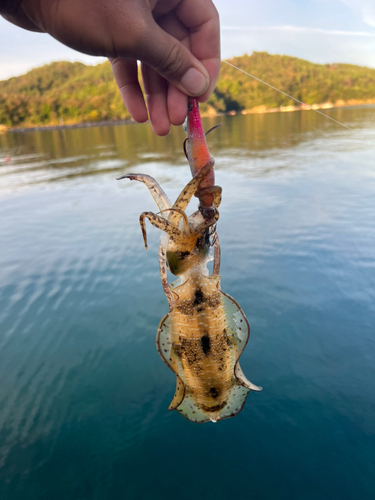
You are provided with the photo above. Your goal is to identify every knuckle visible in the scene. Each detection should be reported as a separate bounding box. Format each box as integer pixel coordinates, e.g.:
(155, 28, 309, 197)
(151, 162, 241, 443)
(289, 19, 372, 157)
(159, 44, 186, 78)
(127, 22, 148, 50)
(109, 16, 149, 58)
(124, 15, 150, 52)
(109, 57, 121, 67)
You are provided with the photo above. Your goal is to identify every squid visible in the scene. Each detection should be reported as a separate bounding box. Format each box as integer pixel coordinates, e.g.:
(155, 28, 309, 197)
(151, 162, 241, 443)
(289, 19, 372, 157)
(118, 98, 262, 423)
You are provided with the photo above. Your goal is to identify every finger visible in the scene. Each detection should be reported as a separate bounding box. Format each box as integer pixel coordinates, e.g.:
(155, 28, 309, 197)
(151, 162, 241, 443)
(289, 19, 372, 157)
(141, 63, 170, 136)
(197, 57, 221, 103)
(109, 58, 148, 123)
(136, 18, 210, 97)
(167, 85, 188, 126)
(176, 0, 221, 101)
(156, 11, 190, 125)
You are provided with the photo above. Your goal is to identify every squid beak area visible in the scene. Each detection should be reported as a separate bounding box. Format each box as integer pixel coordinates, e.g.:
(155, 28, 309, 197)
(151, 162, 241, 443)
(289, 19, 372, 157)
(199, 206, 219, 225)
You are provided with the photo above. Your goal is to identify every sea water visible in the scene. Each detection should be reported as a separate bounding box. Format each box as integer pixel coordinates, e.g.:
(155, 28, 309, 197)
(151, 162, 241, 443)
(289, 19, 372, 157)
(0, 107, 374, 500)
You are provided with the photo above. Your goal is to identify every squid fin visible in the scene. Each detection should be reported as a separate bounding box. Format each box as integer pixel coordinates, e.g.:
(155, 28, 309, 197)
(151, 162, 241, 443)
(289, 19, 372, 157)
(220, 291, 262, 390)
(156, 313, 174, 371)
(220, 291, 250, 356)
(235, 363, 263, 392)
(157, 313, 205, 420)
(175, 393, 214, 423)
(216, 383, 251, 421)
(168, 376, 185, 410)
(176, 383, 251, 423)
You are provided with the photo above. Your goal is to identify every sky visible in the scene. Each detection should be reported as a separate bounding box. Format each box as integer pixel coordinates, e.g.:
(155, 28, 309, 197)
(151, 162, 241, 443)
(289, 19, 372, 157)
(0, 0, 375, 80)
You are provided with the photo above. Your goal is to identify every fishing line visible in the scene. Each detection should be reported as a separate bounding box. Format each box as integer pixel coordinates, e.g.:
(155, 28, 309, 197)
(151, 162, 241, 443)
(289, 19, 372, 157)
(223, 60, 353, 131)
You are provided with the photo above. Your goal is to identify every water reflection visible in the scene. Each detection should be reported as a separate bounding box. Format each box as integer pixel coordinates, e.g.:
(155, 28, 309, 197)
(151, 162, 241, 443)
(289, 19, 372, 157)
(0, 106, 375, 500)
(1, 105, 375, 192)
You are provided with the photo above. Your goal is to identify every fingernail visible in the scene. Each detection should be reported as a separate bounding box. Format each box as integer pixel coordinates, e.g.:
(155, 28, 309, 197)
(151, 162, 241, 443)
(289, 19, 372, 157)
(180, 68, 209, 95)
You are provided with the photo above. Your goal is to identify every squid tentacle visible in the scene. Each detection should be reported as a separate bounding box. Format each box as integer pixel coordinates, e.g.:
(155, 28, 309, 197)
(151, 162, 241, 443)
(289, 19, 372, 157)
(195, 185, 222, 210)
(158, 236, 179, 310)
(213, 232, 221, 275)
(158, 208, 190, 235)
(169, 161, 215, 225)
(118, 173, 172, 212)
(139, 212, 181, 250)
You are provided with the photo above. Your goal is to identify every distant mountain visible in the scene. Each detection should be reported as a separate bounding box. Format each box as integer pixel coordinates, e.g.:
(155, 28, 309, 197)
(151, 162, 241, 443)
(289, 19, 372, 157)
(1, 52, 375, 129)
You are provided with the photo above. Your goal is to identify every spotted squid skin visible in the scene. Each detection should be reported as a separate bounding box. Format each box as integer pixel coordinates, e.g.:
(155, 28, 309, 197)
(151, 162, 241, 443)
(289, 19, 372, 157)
(157, 271, 261, 423)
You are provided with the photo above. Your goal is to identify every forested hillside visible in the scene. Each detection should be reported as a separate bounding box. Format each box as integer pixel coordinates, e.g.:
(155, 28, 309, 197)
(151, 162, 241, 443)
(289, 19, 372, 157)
(212, 52, 375, 112)
(0, 61, 127, 127)
(1, 52, 375, 128)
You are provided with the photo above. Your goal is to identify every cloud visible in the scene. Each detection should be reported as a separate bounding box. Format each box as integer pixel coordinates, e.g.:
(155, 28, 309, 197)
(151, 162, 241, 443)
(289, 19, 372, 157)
(221, 25, 375, 37)
(220, 23, 375, 69)
(0, 18, 105, 80)
(339, 0, 375, 27)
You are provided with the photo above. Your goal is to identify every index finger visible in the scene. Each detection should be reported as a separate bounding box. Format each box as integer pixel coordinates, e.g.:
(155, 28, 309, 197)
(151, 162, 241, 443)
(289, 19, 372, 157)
(175, 0, 220, 101)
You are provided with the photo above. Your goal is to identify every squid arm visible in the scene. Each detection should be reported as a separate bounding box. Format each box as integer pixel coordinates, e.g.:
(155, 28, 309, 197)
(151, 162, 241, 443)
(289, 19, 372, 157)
(117, 173, 171, 212)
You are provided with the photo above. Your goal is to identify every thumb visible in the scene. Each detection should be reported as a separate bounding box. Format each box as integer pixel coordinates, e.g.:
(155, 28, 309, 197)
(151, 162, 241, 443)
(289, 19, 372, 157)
(136, 23, 210, 97)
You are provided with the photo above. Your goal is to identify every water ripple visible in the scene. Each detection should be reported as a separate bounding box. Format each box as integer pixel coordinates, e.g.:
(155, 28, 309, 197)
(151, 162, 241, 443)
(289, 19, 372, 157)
(0, 109, 375, 499)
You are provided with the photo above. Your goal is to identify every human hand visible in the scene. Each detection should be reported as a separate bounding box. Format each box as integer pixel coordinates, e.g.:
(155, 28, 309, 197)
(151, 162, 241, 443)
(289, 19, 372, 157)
(3, 0, 220, 135)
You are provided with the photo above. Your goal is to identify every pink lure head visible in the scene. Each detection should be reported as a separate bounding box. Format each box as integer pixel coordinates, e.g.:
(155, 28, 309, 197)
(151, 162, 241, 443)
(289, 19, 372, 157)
(185, 97, 215, 214)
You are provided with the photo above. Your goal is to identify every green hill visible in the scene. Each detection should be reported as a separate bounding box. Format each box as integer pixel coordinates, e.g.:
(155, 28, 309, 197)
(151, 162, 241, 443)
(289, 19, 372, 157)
(1, 52, 375, 129)
(211, 52, 375, 113)
(0, 60, 128, 127)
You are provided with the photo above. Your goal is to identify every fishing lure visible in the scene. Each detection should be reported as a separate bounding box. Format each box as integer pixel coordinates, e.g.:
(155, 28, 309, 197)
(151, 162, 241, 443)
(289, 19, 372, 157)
(118, 98, 262, 423)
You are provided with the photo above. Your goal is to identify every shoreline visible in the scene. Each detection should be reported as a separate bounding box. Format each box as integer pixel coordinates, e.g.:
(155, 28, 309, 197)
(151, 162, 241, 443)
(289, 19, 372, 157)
(233, 98, 375, 117)
(3, 99, 375, 134)
(2, 118, 134, 134)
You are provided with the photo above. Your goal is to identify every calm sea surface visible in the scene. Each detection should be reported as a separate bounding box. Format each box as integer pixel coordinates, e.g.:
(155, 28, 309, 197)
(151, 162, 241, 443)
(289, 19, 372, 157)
(0, 107, 374, 500)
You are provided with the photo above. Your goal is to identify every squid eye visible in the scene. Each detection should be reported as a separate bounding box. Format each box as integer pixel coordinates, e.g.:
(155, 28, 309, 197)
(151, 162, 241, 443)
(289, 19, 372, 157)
(188, 102, 193, 112)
